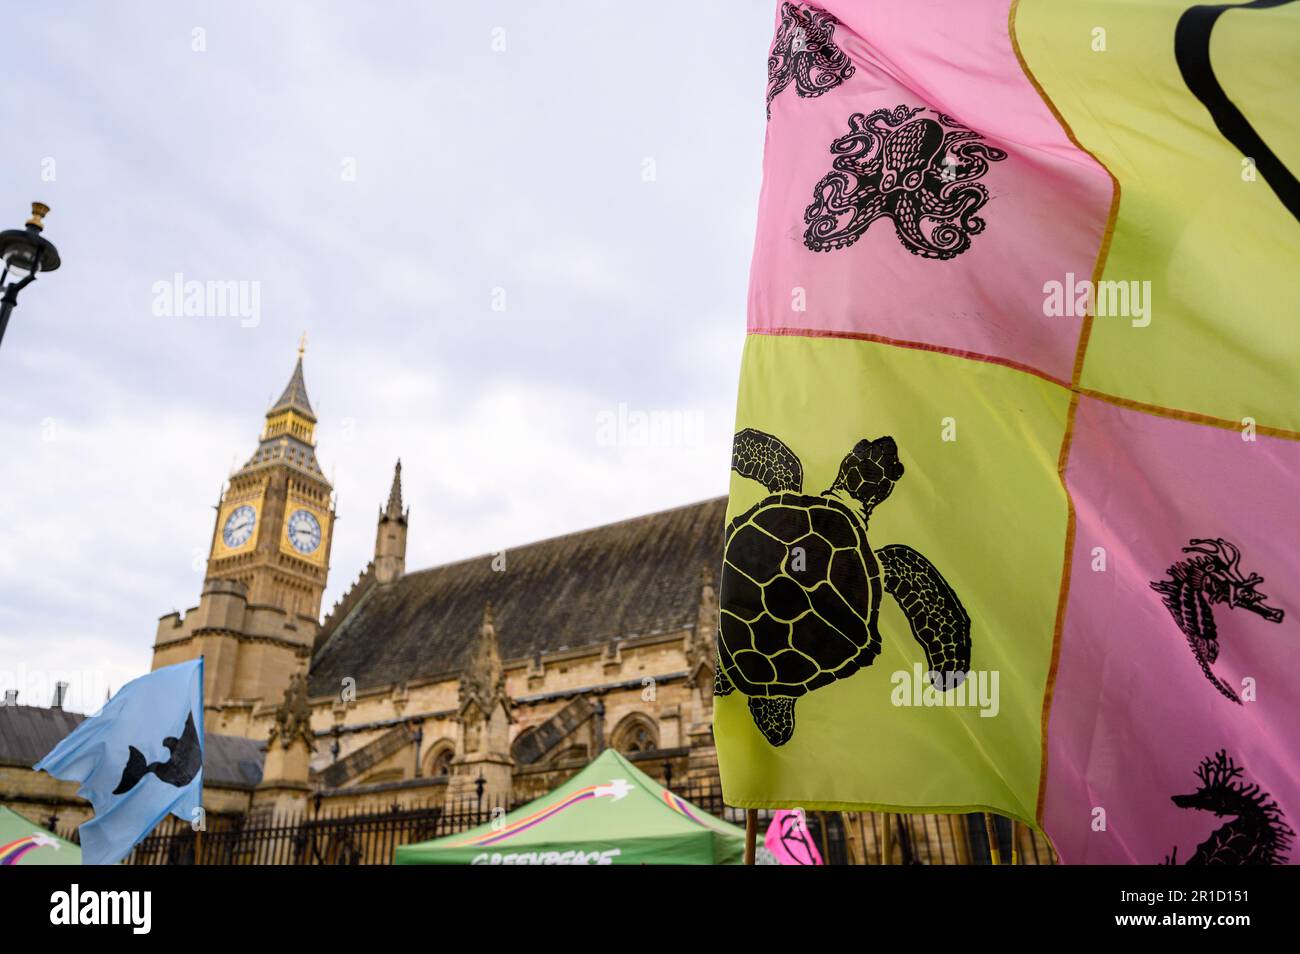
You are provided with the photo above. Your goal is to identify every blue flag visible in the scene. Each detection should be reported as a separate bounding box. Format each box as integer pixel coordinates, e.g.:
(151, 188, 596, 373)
(34, 658, 204, 865)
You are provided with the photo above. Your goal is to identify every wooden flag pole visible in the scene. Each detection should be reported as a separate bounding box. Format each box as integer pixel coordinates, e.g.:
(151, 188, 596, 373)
(983, 813, 1001, 865)
(880, 812, 892, 865)
(744, 809, 757, 865)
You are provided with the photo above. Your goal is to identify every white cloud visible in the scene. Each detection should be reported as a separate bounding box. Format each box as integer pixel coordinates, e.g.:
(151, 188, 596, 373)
(0, 0, 772, 712)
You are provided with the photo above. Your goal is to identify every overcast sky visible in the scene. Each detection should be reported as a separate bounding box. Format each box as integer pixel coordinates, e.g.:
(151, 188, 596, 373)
(0, 1, 771, 711)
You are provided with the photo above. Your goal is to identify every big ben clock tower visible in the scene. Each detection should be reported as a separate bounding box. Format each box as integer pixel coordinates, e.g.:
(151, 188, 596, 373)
(208, 339, 335, 618)
(153, 340, 336, 737)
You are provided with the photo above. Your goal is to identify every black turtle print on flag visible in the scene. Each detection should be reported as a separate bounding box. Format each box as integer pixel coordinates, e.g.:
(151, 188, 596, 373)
(1164, 750, 1293, 865)
(1150, 538, 1285, 704)
(715, 428, 971, 746)
(804, 106, 1008, 260)
(766, 2, 855, 119)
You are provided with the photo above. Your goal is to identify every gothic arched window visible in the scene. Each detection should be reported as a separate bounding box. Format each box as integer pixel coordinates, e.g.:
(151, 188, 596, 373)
(432, 749, 454, 778)
(626, 727, 654, 753)
(424, 743, 455, 779)
(611, 714, 659, 755)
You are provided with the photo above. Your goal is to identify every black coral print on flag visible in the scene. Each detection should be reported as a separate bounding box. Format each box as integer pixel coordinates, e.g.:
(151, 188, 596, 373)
(804, 106, 1008, 259)
(1150, 538, 1285, 704)
(766, 3, 855, 119)
(1164, 750, 1293, 865)
(715, 428, 971, 746)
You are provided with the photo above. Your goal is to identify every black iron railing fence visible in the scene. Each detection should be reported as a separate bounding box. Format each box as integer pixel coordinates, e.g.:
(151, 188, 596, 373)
(675, 782, 1057, 866)
(848, 809, 1058, 865)
(124, 794, 509, 866)
(109, 779, 1055, 865)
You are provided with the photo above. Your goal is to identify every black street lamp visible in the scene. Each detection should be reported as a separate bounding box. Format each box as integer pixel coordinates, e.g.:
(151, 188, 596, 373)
(474, 773, 486, 813)
(0, 203, 61, 351)
(662, 760, 673, 790)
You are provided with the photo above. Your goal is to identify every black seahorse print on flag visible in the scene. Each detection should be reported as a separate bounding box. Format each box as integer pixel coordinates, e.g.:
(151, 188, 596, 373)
(1150, 538, 1285, 704)
(766, 3, 855, 119)
(803, 106, 1008, 259)
(1164, 750, 1294, 865)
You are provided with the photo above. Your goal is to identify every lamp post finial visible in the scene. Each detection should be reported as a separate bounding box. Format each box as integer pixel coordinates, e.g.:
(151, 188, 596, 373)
(26, 203, 49, 230)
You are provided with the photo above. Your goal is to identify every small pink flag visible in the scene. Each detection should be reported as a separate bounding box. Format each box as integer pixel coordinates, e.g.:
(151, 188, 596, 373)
(765, 809, 824, 865)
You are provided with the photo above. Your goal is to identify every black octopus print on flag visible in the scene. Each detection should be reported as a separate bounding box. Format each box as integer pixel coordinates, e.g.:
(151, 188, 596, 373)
(766, 3, 855, 119)
(803, 106, 1008, 260)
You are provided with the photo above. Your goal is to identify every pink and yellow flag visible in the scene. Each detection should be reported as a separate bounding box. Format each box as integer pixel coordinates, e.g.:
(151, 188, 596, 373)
(714, 0, 1299, 864)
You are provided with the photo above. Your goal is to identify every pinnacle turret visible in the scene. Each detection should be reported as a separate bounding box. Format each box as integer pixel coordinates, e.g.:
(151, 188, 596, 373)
(382, 459, 407, 524)
(374, 459, 409, 584)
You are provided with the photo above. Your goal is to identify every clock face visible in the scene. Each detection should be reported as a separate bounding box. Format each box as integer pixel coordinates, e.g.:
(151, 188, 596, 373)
(286, 508, 322, 554)
(222, 505, 257, 548)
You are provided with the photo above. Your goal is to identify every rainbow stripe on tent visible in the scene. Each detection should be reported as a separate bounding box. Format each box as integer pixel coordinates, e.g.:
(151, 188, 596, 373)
(396, 749, 745, 865)
(0, 807, 81, 865)
(453, 783, 615, 848)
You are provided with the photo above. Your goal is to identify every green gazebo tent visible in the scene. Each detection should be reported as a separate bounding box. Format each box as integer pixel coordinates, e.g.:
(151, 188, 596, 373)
(0, 805, 82, 865)
(396, 749, 745, 865)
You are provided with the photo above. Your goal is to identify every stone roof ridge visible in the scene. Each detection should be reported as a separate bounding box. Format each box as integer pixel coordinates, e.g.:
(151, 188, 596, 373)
(313, 561, 378, 656)
(305, 497, 728, 697)
(398, 496, 728, 583)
